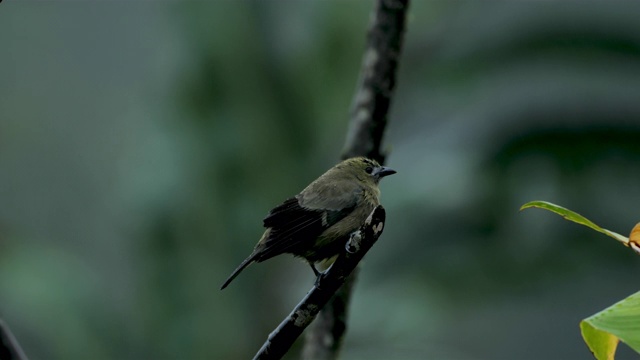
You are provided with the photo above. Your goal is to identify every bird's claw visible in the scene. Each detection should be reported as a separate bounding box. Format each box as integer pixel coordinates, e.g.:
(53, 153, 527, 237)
(345, 230, 362, 253)
(315, 269, 333, 289)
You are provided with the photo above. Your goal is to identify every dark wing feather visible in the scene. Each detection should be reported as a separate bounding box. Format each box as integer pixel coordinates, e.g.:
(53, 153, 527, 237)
(257, 197, 355, 261)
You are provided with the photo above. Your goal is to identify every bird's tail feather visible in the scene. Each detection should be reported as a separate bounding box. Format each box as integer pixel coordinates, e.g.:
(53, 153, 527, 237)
(220, 253, 257, 290)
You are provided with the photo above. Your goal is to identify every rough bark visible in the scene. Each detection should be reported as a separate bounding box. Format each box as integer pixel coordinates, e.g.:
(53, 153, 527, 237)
(342, 0, 410, 163)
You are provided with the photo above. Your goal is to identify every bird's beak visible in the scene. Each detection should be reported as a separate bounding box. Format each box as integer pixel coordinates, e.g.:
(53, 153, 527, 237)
(374, 166, 397, 178)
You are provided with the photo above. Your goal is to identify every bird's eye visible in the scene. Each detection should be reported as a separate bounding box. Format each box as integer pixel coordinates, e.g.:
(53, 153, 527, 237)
(365, 166, 373, 174)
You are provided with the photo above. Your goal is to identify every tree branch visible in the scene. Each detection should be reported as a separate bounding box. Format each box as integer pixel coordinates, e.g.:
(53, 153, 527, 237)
(0, 319, 28, 360)
(342, 0, 410, 163)
(252, 206, 386, 360)
(252, 0, 408, 357)
(300, 267, 358, 360)
(304, 0, 409, 359)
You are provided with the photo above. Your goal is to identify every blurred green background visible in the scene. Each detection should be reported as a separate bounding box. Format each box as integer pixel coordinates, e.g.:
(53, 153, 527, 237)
(1, 1, 640, 359)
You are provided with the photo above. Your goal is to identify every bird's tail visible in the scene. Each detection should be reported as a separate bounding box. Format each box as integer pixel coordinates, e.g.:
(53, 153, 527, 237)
(220, 253, 258, 290)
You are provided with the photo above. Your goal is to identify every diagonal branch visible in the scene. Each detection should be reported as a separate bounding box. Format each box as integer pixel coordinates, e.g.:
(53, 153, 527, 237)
(253, 0, 408, 358)
(0, 319, 28, 360)
(252, 206, 386, 360)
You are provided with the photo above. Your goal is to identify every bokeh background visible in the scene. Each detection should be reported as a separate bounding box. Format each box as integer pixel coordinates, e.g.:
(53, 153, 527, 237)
(1, 1, 640, 359)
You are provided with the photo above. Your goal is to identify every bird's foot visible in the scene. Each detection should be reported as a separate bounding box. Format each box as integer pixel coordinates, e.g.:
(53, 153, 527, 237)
(314, 270, 329, 289)
(345, 230, 363, 253)
(309, 263, 321, 277)
(310, 262, 326, 288)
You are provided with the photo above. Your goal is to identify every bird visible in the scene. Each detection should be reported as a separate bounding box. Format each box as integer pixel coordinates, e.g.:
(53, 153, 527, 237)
(220, 157, 396, 290)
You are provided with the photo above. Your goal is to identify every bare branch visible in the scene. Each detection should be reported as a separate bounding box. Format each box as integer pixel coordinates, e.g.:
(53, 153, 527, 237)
(305, 0, 409, 359)
(301, 268, 358, 360)
(253, 206, 386, 360)
(342, 0, 410, 163)
(253, 0, 409, 358)
(0, 319, 28, 360)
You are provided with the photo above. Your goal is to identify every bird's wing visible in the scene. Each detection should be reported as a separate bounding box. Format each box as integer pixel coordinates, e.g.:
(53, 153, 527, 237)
(297, 176, 363, 211)
(258, 180, 361, 261)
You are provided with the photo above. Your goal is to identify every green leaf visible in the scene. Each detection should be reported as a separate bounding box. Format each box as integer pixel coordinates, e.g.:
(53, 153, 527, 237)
(581, 292, 640, 359)
(520, 201, 629, 246)
(580, 321, 618, 360)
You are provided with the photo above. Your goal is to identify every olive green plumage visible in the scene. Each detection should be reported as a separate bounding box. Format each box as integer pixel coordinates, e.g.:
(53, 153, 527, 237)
(220, 157, 396, 290)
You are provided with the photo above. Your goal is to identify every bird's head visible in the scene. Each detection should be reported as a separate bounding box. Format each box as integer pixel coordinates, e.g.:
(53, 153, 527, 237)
(338, 157, 397, 185)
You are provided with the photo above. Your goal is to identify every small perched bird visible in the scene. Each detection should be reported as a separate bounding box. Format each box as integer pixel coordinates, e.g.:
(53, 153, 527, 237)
(220, 157, 396, 290)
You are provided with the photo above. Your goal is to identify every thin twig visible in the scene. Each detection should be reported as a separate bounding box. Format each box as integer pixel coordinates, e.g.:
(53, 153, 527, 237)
(253, 206, 386, 360)
(0, 319, 28, 360)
